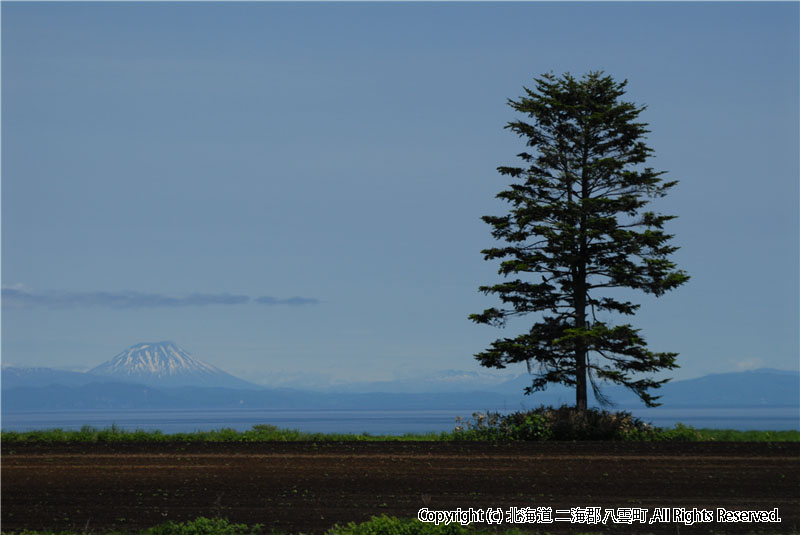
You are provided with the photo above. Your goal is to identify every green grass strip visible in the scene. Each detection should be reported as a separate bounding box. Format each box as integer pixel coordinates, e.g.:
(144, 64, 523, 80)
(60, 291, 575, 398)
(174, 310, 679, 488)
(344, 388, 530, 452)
(1, 422, 798, 443)
(3, 515, 797, 535)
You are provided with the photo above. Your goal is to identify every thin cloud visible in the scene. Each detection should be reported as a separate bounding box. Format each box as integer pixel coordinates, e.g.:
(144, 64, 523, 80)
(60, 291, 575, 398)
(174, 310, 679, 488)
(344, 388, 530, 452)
(255, 296, 320, 306)
(1, 288, 318, 309)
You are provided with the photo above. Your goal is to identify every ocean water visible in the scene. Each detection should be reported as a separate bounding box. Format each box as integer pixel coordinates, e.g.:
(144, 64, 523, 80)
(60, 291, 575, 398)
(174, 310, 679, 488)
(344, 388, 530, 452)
(2, 407, 798, 434)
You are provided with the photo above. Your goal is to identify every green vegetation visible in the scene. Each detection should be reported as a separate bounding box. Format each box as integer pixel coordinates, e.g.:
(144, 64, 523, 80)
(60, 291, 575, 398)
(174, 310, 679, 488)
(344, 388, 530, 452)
(327, 515, 525, 535)
(0, 423, 451, 444)
(145, 517, 262, 535)
(7, 516, 799, 535)
(669, 425, 800, 442)
(454, 407, 652, 441)
(453, 407, 800, 442)
(0, 516, 531, 535)
(2, 408, 797, 444)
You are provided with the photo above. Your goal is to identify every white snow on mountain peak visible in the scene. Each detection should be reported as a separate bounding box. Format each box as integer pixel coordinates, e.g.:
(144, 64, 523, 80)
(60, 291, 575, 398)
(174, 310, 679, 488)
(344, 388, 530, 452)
(89, 341, 222, 379)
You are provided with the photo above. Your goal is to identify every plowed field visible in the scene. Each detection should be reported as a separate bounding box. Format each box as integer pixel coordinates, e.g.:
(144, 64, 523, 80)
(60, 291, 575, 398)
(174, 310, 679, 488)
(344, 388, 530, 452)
(2, 441, 798, 534)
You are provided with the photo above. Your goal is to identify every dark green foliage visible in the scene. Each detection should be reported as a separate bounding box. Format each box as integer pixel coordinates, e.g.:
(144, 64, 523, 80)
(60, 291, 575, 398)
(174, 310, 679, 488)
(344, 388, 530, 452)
(2, 422, 796, 445)
(144, 517, 262, 535)
(651, 423, 705, 441)
(453, 407, 800, 442)
(327, 515, 470, 535)
(0, 517, 530, 535)
(695, 428, 800, 442)
(471, 71, 689, 408)
(532, 406, 655, 440)
(326, 516, 530, 535)
(0, 424, 452, 444)
(454, 411, 551, 441)
(453, 406, 655, 441)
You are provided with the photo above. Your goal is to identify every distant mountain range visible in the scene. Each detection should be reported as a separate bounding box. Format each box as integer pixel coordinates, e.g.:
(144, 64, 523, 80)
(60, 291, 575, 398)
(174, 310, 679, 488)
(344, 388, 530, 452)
(309, 368, 800, 408)
(2, 341, 798, 410)
(321, 369, 515, 394)
(2, 366, 103, 388)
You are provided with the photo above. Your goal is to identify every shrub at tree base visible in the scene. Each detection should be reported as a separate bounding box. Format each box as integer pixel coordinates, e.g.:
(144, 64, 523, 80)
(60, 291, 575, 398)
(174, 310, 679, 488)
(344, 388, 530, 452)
(454, 406, 657, 441)
(327, 515, 473, 535)
(653, 422, 705, 441)
(144, 517, 262, 535)
(136, 516, 514, 535)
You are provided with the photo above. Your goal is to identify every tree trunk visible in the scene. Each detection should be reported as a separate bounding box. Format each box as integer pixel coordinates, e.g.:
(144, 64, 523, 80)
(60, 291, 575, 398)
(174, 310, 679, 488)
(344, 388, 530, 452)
(574, 230, 588, 410)
(575, 290, 588, 411)
(575, 135, 589, 411)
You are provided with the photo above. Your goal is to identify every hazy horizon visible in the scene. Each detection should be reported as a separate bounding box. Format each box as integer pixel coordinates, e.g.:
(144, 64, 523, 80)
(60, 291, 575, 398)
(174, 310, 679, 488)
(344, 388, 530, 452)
(2, 3, 798, 386)
(2, 339, 798, 390)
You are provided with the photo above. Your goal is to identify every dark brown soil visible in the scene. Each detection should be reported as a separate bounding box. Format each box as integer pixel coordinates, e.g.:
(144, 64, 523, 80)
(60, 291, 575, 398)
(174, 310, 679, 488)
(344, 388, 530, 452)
(2, 441, 798, 534)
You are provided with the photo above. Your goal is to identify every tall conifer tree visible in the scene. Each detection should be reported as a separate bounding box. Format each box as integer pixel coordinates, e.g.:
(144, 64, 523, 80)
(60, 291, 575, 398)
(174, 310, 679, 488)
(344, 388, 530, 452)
(470, 72, 689, 409)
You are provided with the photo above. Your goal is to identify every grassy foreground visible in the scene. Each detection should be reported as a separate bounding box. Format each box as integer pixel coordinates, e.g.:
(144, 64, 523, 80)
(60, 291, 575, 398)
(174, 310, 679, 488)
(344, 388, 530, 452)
(4, 515, 798, 535)
(2, 422, 798, 443)
(0, 515, 628, 534)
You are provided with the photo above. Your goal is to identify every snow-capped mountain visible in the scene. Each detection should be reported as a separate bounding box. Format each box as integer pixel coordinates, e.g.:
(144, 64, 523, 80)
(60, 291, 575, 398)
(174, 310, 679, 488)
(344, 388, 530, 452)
(88, 341, 258, 389)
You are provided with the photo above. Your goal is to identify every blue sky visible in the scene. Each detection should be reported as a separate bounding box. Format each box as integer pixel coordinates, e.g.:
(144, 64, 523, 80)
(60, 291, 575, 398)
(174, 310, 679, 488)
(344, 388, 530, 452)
(2, 2, 798, 387)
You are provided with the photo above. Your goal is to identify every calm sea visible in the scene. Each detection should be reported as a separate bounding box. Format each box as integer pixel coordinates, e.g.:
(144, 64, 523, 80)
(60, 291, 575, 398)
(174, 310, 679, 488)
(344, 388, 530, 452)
(2, 407, 798, 434)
